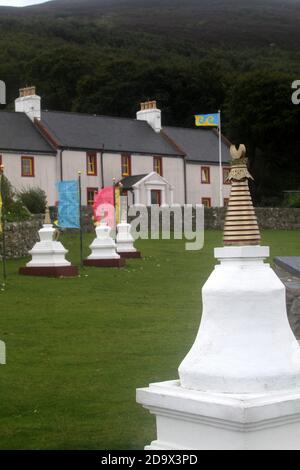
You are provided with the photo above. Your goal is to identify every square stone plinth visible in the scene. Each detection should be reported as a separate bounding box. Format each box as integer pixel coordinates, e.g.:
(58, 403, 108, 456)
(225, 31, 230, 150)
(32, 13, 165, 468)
(19, 266, 79, 278)
(118, 251, 142, 259)
(137, 380, 300, 450)
(83, 258, 126, 268)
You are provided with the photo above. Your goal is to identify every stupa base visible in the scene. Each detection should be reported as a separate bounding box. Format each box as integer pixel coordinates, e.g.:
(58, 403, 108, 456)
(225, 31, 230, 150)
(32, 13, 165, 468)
(19, 265, 78, 278)
(118, 251, 141, 259)
(83, 258, 126, 268)
(137, 380, 300, 450)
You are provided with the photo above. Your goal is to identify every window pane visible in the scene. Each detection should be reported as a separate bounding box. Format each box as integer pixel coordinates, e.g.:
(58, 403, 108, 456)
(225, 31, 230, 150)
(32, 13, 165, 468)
(223, 168, 230, 184)
(122, 155, 131, 176)
(87, 189, 97, 205)
(151, 190, 161, 205)
(201, 167, 210, 183)
(22, 157, 33, 176)
(202, 198, 211, 208)
(87, 153, 96, 175)
(154, 157, 162, 175)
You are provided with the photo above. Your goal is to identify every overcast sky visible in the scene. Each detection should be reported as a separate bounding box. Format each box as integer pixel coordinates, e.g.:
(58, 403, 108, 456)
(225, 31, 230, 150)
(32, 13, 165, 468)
(0, 0, 50, 6)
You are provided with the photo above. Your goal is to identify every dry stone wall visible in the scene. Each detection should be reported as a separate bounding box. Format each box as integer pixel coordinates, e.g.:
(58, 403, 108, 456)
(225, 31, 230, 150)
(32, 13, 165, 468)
(0, 215, 43, 259)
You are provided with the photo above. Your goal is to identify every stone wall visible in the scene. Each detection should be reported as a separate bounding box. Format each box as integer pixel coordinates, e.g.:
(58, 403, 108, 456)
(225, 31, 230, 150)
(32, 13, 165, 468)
(48, 206, 300, 233)
(1, 215, 43, 259)
(204, 207, 300, 230)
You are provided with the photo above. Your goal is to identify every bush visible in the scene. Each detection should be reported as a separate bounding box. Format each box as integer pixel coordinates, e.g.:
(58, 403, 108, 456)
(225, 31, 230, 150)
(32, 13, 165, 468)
(283, 192, 300, 208)
(0, 176, 31, 222)
(18, 187, 47, 214)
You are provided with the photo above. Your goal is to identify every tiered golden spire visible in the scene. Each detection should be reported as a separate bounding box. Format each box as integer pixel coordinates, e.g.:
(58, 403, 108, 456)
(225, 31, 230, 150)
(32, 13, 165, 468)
(223, 144, 261, 246)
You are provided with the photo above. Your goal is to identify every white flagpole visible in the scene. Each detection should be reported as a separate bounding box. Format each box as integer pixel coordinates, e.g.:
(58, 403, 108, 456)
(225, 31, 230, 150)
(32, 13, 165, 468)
(218, 109, 223, 207)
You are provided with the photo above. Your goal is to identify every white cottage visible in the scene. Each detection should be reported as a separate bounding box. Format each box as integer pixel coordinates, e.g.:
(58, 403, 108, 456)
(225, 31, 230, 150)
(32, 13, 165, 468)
(0, 87, 231, 207)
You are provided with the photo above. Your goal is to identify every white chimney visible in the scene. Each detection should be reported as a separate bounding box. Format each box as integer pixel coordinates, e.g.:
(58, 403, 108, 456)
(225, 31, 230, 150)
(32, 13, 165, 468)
(136, 100, 161, 133)
(15, 86, 41, 121)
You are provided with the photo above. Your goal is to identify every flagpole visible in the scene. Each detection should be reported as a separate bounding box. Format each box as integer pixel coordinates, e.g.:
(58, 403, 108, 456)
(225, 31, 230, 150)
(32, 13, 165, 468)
(0, 165, 7, 283)
(78, 171, 83, 268)
(218, 109, 223, 207)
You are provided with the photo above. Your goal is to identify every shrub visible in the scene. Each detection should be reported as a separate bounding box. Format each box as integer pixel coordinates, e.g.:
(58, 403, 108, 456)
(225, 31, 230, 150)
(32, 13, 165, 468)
(0, 176, 30, 222)
(18, 187, 47, 214)
(283, 192, 300, 208)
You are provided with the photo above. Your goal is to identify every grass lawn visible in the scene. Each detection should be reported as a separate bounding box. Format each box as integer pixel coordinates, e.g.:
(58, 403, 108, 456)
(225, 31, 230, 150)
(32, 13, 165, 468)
(0, 229, 299, 450)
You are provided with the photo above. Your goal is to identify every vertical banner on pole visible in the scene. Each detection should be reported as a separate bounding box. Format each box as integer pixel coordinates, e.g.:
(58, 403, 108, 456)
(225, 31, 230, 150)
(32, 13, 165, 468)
(93, 186, 114, 227)
(57, 180, 80, 229)
(195, 111, 223, 207)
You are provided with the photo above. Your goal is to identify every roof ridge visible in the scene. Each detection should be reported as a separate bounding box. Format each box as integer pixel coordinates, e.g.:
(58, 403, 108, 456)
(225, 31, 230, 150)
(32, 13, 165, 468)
(164, 124, 213, 132)
(0, 110, 28, 116)
(42, 109, 149, 124)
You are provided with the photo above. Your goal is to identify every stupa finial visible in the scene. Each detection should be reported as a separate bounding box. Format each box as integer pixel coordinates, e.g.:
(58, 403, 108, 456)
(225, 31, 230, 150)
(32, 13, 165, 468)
(44, 206, 52, 225)
(223, 144, 261, 246)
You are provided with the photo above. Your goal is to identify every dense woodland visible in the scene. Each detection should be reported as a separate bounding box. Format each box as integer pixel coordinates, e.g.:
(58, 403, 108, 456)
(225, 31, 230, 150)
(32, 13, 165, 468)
(0, 0, 300, 205)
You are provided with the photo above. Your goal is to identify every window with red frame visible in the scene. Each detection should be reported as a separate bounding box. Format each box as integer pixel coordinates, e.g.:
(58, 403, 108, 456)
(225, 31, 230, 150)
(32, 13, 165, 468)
(21, 156, 34, 177)
(87, 152, 97, 176)
(151, 190, 162, 206)
(201, 166, 210, 184)
(153, 156, 163, 176)
(223, 167, 231, 185)
(201, 197, 211, 208)
(121, 154, 131, 177)
(87, 188, 98, 206)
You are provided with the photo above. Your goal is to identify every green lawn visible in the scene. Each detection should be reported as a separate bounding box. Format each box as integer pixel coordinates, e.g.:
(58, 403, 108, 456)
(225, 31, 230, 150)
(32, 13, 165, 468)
(0, 230, 299, 450)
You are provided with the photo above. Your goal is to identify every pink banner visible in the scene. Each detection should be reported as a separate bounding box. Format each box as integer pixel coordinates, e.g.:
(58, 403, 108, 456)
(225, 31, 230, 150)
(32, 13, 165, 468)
(93, 186, 115, 228)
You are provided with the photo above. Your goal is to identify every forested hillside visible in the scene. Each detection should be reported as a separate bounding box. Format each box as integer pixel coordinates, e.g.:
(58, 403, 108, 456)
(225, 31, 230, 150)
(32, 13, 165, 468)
(0, 0, 300, 203)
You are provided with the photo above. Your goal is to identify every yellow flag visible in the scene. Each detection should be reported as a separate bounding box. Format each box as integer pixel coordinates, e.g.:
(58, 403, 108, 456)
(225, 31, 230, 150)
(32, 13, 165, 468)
(115, 186, 120, 225)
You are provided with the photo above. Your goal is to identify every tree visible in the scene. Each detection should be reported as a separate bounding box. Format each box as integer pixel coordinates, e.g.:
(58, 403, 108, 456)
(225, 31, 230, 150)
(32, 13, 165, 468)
(225, 71, 300, 204)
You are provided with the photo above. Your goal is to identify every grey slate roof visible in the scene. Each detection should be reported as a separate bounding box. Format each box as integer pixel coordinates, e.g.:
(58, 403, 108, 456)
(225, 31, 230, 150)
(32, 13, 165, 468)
(120, 174, 147, 190)
(0, 109, 231, 165)
(41, 111, 182, 156)
(163, 126, 230, 164)
(0, 111, 56, 154)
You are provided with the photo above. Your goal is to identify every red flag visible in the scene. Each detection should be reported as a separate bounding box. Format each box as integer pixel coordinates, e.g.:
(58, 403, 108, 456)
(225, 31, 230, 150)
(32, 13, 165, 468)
(93, 186, 115, 227)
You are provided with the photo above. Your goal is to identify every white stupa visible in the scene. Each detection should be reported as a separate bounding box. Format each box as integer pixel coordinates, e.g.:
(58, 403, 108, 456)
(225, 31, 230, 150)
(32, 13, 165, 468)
(84, 216, 125, 268)
(137, 145, 300, 450)
(116, 205, 141, 258)
(19, 208, 78, 277)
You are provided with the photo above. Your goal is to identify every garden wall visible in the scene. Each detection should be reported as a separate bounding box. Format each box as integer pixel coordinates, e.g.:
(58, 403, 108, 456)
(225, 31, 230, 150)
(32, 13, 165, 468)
(1, 215, 43, 259)
(204, 207, 300, 230)
(1, 207, 299, 260)
(49, 206, 300, 233)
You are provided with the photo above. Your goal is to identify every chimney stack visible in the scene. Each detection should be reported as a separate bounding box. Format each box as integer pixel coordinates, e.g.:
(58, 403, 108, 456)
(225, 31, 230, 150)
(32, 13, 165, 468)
(15, 86, 41, 121)
(136, 100, 161, 133)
